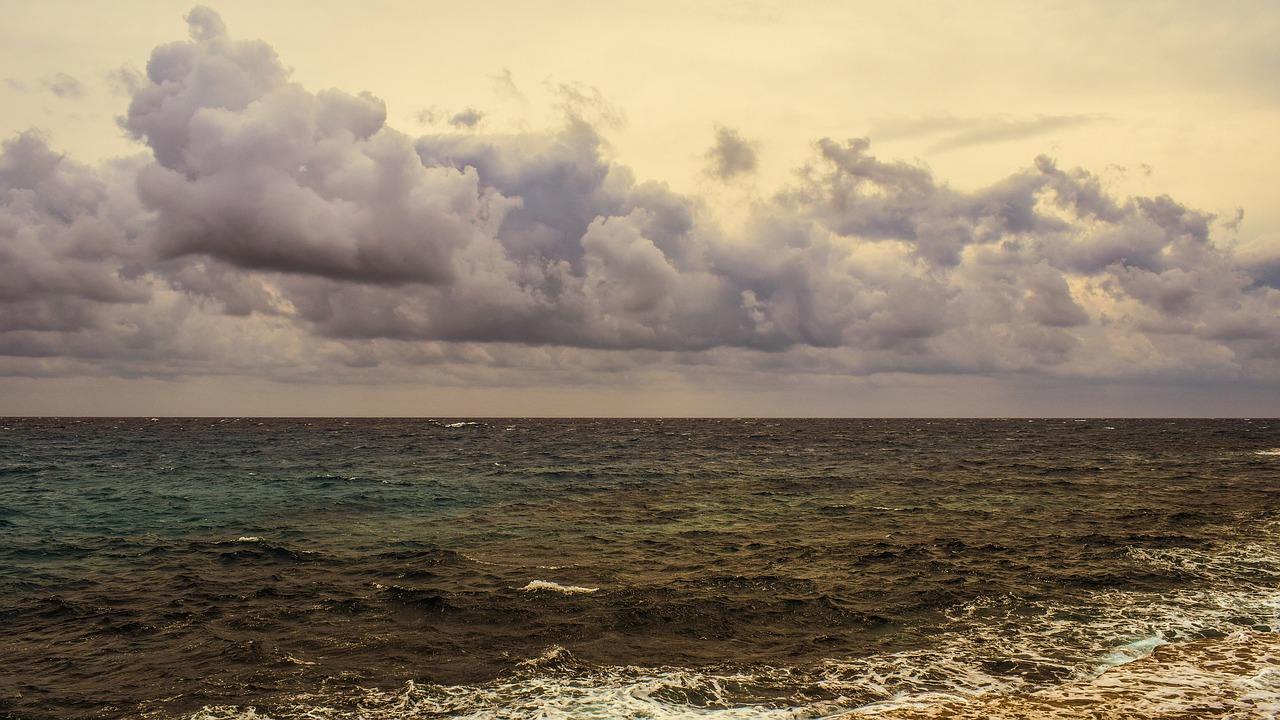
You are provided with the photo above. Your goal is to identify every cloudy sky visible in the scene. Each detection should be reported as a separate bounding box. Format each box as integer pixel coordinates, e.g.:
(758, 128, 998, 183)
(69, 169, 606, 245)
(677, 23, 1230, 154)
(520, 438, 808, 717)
(2, 1, 1278, 416)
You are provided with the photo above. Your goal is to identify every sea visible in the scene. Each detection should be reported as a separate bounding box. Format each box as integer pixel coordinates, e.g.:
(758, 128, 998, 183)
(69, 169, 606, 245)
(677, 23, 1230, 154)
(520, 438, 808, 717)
(2, 418, 1280, 719)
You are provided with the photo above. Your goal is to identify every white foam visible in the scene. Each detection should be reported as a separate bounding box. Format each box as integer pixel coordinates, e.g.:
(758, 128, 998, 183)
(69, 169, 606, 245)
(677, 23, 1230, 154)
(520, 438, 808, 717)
(184, 708, 278, 719)
(813, 534, 1280, 715)
(199, 670, 843, 720)
(172, 631, 1280, 720)
(1255, 449, 1280, 456)
(1091, 635, 1169, 675)
(178, 524, 1280, 720)
(518, 645, 570, 665)
(235, 536, 262, 543)
(832, 630, 1280, 719)
(519, 580, 599, 594)
(459, 553, 498, 566)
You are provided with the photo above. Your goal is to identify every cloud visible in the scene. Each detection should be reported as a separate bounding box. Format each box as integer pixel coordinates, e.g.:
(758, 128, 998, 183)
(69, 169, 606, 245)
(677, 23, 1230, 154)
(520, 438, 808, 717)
(449, 108, 485, 129)
(929, 115, 1104, 153)
(1236, 237, 1280, 290)
(869, 114, 1106, 153)
(550, 81, 625, 130)
(1, 7, 1277, 390)
(106, 65, 147, 97)
(122, 7, 499, 285)
(491, 68, 525, 104)
(0, 131, 149, 316)
(4, 74, 87, 99)
(43, 73, 85, 99)
(703, 126, 759, 181)
(415, 107, 486, 129)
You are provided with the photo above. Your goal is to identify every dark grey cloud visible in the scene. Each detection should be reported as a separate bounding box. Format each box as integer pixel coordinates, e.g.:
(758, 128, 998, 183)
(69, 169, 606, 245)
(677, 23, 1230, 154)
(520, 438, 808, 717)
(1243, 255, 1280, 289)
(0, 130, 157, 366)
(0, 132, 148, 309)
(1, 6, 1276, 386)
(703, 126, 759, 180)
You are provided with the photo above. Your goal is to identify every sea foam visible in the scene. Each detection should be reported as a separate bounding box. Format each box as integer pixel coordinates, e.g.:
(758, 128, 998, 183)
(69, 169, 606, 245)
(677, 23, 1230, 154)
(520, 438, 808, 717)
(170, 631, 1280, 720)
(837, 630, 1280, 719)
(519, 580, 599, 594)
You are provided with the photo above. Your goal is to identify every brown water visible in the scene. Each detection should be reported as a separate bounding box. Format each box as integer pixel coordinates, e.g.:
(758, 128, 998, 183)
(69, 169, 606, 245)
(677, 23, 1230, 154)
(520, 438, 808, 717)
(2, 418, 1278, 718)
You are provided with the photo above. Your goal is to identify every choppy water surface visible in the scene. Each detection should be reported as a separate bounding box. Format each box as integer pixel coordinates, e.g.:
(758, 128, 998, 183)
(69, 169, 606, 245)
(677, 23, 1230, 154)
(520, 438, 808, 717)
(2, 418, 1278, 719)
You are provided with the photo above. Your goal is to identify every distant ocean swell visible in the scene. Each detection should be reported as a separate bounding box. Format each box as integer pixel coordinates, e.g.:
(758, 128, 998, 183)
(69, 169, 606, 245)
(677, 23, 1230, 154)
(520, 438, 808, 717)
(1, 418, 1278, 718)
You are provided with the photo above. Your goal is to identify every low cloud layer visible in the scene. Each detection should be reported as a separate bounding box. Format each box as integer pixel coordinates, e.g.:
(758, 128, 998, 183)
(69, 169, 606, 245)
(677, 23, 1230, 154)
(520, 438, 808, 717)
(2, 7, 1278, 393)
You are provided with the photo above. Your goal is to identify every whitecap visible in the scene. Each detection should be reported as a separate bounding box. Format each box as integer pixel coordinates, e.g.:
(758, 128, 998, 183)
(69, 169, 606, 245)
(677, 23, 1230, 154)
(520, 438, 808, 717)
(460, 553, 498, 566)
(1092, 635, 1169, 675)
(518, 580, 599, 594)
(168, 627, 1280, 720)
(516, 644, 571, 668)
(834, 631, 1280, 719)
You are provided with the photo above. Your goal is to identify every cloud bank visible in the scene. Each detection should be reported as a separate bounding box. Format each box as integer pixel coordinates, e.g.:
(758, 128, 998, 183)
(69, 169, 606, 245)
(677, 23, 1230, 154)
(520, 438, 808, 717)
(2, 7, 1278, 400)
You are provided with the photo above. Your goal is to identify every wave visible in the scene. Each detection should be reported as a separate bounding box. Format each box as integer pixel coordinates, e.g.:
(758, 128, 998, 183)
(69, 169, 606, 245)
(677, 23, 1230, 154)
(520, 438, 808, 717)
(841, 630, 1280, 719)
(518, 580, 600, 594)
(167, 631, 1280, 719)
(9, 418, 1280, 719)
(160, 534, 1280, 719)
(32, 530, 1280, 719)
(39, 540, 1277, 719)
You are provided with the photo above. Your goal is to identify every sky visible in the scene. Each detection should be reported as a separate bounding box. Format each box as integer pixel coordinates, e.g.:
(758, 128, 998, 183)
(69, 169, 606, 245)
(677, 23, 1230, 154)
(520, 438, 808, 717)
(1, 1, 1279, 417)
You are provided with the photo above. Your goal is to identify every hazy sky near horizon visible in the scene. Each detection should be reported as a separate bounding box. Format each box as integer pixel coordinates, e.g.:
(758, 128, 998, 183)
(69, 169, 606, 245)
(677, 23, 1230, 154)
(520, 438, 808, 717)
(2, 1, 1279, 416)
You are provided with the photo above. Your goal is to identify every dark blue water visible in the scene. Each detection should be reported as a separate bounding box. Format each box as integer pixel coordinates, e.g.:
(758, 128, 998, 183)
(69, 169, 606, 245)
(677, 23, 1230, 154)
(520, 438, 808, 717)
(2, 418, 1278, 718)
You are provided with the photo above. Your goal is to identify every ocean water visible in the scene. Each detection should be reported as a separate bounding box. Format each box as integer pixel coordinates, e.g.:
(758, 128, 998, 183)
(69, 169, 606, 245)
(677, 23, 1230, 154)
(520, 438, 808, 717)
(2, 418, 1279, 719)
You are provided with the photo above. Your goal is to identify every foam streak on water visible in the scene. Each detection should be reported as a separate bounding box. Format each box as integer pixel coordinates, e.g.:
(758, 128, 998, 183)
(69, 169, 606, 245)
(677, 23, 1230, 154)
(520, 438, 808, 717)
(1, 418, 1279, 719)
